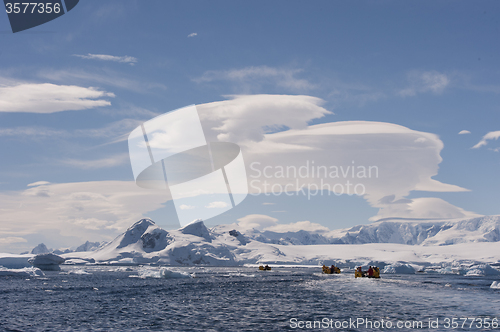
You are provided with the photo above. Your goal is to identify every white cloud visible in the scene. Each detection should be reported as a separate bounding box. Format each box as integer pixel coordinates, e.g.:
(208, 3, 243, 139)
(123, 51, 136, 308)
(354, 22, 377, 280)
(459, 130, 471, 135)
(236, 214, 278, 230)
(264, 221, 329, 233)
(0, 180, 169, 252)
(194, 65, 315, 91)
(197, 94, 331, 142)
(472, 130, 500, 149)
(194, 94, 473, 224)
(27, 181, 51, 187)
(234, 215, 329, 233)
(73, 53, 138, 65)
(205, 201, 228, 209)
(179, 205, 195, 210)
(188, 32, 198, 38)
(399, 71, 450, 97)
(0, 83, 114, 113)
(371, 197, 480, 221)
(0, 237, 27, 244)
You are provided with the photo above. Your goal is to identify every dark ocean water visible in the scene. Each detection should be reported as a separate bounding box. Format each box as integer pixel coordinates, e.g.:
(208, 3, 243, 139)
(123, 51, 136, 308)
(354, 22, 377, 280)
(1, 266, 499, 331)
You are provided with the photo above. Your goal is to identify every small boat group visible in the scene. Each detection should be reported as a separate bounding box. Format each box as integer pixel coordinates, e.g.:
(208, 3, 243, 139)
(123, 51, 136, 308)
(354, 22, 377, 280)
(322, 264, 341, 274)
(257, 264, 380, 278)
(322, 265, 381, 278)
(355, 266, 380, 278)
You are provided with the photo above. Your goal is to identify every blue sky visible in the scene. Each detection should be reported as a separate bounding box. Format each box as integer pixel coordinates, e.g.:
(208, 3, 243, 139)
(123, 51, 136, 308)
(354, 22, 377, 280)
(1, 1, 500, 252)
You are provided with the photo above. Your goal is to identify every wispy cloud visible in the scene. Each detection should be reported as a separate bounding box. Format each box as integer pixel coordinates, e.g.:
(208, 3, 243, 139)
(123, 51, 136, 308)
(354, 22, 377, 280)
(328, 80, 386, 107)
(60, 153, 129, 170)
(187, 32, 197, 38)
(0, 83, 114, 113)
(194, 65, 315, 92)
(399, 71, 450, 97)
(0, 126, 67, 138)
(73, 53, 138, 65)
(0, 119, 142, 144)
(458, 130, 471, 135)
(38, 68, 167, 93)
(472, 130, 500, 149)
(0, 237, 27, 244)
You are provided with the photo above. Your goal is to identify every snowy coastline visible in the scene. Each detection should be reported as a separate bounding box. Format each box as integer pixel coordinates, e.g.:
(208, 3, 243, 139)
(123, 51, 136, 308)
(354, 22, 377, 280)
(1, 216, 500, 276)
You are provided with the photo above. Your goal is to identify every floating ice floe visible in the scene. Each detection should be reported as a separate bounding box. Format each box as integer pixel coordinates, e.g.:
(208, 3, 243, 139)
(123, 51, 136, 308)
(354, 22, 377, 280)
(465, 264, 500, 276)
(0, 254, 32, 268)
(490, 281, 500, 289)
(63, 258, 94, 265)
(136, 266, 192, 279)
(67, 269, 91, 275)
(0, 267, 44, 277)
(383, 262, 415, 274)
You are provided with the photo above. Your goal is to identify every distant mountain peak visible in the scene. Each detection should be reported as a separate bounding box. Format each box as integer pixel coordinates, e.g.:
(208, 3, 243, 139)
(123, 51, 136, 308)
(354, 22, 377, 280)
(117, 218, 158, 249)
(179, 219, 212, 242)
(30, 243, 50, 255)
(128, 218, 155, 230)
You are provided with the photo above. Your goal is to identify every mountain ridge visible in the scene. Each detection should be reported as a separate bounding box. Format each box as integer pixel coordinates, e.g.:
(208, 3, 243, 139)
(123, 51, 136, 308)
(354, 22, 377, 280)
(52, 215, 500, 267)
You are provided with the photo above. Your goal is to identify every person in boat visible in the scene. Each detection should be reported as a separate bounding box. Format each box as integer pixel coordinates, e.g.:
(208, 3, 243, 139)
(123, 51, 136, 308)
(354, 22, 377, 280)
(367, 266, 374, 277)
(265, 264, 270, 270)
(373, 266, 380, 278)
(330, 265, 335, 273)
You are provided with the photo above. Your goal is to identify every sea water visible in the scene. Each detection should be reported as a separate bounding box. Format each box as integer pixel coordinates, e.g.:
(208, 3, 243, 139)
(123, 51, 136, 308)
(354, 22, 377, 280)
(1, 266, 499, 331)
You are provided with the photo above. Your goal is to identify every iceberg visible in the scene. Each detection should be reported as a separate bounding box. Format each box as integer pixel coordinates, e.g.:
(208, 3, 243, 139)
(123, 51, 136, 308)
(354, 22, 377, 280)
(137, 266, 192, 279)
(383, 262, 415, 274)
(28, 253, 65, 271)
(491, 281, 500, 289)
(465, 264, 500, 276)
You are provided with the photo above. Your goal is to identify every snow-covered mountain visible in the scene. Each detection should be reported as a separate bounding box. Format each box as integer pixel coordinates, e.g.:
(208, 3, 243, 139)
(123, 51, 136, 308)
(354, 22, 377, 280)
(74, 241, 105, 252)
(326, 216, 500, 245)
(25, 241, 107, 256)
(54, 215, 500, 268)
(212, 216, 500, 246)
(78, 219, 236, 266)
(30, 243, 50, 255)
